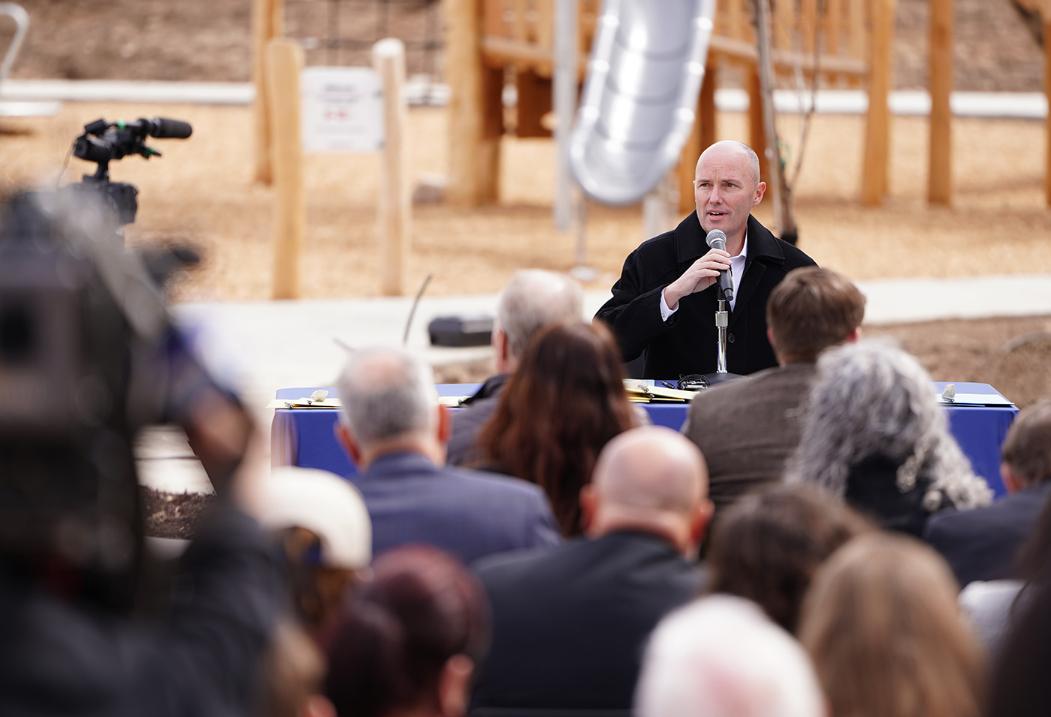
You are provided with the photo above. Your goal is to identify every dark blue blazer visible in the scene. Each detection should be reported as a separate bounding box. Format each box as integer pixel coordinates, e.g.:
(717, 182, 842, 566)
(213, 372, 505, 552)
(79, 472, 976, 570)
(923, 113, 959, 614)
(471, 531, 703, 713)
(352, 452, 560, 565)
(924, 482, 1051, 587)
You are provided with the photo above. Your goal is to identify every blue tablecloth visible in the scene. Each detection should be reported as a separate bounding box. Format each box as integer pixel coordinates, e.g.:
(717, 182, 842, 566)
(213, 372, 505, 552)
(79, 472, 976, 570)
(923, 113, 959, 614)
(272, 382, 1018, 496)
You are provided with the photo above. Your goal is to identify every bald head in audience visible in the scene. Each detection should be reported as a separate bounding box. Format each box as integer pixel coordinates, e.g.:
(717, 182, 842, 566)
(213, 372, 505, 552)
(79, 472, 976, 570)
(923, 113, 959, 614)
(581, 427, 713, 557)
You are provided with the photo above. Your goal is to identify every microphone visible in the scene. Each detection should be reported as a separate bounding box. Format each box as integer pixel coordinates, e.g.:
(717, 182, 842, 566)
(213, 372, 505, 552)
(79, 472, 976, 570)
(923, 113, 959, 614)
(705, 229, 734, 304)
(134, 117, 194, 139)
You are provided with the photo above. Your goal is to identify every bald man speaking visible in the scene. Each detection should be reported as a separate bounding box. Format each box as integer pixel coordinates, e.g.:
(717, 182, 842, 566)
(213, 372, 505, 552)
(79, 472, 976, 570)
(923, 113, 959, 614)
(596, 140, 816, 379)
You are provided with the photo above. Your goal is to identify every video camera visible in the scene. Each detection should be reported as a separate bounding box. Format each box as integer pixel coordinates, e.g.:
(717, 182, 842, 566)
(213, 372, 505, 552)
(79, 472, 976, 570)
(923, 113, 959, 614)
(69, 116, 193, 227)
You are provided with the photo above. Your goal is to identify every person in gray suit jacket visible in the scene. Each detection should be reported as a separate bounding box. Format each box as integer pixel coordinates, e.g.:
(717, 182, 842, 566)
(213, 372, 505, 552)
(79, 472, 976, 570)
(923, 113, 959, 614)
(447, 270, 584, 467)
(334, 346, 560, 565)
(470, 427, 712, 715)
(683, 267, 866, 516)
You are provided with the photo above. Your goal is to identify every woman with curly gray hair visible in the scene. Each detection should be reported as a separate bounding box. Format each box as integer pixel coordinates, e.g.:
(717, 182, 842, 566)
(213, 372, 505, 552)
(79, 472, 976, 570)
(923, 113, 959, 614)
(786, 339, 991, 536)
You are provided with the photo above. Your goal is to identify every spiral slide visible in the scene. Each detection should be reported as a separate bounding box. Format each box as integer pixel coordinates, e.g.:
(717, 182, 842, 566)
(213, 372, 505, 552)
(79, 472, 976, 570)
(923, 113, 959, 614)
(568, 0, 716, 206)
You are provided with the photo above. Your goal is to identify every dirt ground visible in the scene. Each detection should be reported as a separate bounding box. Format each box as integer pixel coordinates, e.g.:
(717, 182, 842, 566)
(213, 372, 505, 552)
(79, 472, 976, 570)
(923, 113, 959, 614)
(3, 102, 1050, 296)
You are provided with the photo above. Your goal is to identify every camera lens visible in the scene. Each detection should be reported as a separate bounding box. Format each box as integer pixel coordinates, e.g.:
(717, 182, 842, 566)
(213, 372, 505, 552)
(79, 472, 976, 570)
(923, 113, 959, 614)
(0, 303, 35, 365)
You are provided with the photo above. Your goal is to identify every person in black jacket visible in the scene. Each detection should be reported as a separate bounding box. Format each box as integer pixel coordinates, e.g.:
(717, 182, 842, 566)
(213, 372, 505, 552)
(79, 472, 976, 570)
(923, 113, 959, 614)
(470, 427, 712, 715)
(596, 140, 816, 379)
(924, 400, 1051, 587)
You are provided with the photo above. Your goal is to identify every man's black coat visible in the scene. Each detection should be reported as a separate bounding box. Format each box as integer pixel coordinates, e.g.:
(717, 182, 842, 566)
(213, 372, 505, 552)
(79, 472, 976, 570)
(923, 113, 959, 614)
(595, 213, 816, 379)
(470, 531, 702, 714)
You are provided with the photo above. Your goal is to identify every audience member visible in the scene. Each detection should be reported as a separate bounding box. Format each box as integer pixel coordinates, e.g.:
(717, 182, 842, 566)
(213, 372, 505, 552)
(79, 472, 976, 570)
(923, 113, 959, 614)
(475, 321, 638, 535)
(335, 346, 559, 564)
(984, 568, 1051, 716)
(447, 270, 584, 466)
(470, 427, 711, 715)
(787, 339, 991, 535)
(684, 266, 864, 515)
(635, 596, 825, 717)
(707, 483, 872, 633)
(800, 533, 984, 717)
(959, 485, 1051, 655)
(324, 547, 488, 717)
(259, 466, 372, 634)
(925, 400, 1051, 587)
(264, 621, 335, 717)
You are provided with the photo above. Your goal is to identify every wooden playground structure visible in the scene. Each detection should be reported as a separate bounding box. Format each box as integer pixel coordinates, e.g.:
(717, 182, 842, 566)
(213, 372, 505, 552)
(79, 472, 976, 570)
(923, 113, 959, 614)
(246, 0, 1051, 298)
(443, 0, 1051, 211)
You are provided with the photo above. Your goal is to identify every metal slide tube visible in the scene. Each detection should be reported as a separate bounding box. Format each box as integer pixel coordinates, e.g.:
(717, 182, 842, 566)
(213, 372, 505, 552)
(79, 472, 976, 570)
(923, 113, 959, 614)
(569, 0, 716, 206)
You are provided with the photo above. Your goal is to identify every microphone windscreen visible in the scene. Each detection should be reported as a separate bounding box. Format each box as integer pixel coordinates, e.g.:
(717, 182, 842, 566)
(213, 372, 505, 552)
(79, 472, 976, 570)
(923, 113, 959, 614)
(148, 118, 193, 139)
(706, 229, 727, 250)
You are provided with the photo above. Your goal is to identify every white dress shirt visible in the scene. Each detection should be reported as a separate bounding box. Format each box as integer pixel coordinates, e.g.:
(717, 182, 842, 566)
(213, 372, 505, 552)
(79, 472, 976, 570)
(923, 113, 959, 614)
(660, 234, 748, 320)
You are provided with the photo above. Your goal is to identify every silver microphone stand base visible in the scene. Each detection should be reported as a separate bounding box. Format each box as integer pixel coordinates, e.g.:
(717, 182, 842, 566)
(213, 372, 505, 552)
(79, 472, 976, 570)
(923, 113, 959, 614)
(700, 371, 742, 387)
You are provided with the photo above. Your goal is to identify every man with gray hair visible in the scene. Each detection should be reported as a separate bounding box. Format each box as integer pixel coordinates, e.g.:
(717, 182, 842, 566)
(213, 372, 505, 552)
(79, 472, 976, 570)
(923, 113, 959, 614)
(470, 427, 711, 713)
(335, 346, 559, 564)
(447, 269, 584, 465)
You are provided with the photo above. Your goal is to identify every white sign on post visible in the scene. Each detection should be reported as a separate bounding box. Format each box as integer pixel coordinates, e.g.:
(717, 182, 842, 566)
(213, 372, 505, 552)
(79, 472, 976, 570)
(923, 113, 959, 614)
(300, 67, 384, 153)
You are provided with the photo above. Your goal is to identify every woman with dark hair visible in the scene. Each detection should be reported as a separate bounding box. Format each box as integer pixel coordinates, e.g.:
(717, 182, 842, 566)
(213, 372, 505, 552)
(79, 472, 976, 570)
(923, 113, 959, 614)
(323, 547, 489, 717)
(475, 321, 638, 536)
(707, 483, 872, 634)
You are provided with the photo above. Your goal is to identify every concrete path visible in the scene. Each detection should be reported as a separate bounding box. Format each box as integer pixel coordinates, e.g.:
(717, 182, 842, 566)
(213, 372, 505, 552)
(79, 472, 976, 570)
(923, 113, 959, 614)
(138, 273, 1051, 494)
(2, 80, 1046, 119)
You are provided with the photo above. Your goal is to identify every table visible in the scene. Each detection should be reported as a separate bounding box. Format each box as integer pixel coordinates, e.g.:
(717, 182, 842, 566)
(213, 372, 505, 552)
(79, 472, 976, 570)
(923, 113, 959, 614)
(271, 382, 1018, 496)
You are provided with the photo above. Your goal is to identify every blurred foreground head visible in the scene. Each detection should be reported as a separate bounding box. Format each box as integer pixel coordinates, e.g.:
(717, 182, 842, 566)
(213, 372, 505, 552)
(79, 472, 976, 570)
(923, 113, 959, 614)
(800, 533, 983, 717)
(324, 546, 489, 717)
(636, 595, 825, 717)
(0, 189, 248, 610)
(708, 483, 872, 634)
(260, 466, 372, 633)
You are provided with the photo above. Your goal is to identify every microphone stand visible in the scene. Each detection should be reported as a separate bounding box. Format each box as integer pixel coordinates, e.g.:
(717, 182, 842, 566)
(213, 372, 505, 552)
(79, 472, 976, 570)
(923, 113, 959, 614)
(701, 286, 741, 387)
(715, 296, 729, 374)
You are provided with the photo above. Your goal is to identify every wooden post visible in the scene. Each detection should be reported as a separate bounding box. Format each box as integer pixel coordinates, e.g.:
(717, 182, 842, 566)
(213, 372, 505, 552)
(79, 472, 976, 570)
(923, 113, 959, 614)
(747, 66, 770, 184)
(928, 0, 953, 205)
(374, 39, 411, 297)
(678, 62, 718, 214)
(861, 0, 894, 206)
(252, 0, 283, 184)
(445, 0, 503, 205)
(267, 39, 305, 299)
(1046, 16, 1051, 207)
